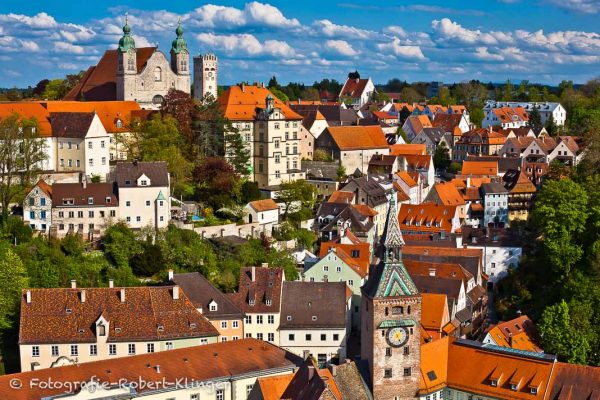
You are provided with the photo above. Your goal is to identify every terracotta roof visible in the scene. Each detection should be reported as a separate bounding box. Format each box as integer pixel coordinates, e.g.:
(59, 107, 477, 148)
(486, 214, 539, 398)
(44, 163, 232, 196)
(49, 112, 96, 138)
(229, 267, 284, 313)
(0, 339, 301, 400)
(34, 179, 52, 196)
(411, 275, 463, 308)
(280, 358, 343, 399)
(219, 84, 302, 121)
(456, 128, 507, 146)
(372, 110, 397, 120)
(324, 125, 388, 150)
(172, 272, 243, 320)
(340, 78, 370, 98)
(487, 315, 542, 353)
(431, 182, 465, 206)
(328, 190, 355, 204)
(404, 259, 474, 286)
(547, 362, 600, 400)
(405, 154, 432, 169)
(249, 198, 279, 212)
(504, 169, 537, 194)
(115, 161, 169, 188)
(461, 161, 498, 176)
(0, 102, 52, 137)
(449, 105, 467, 114)
(398, 203, 458, 233)
(396, 185, 411, 202)
(405, 115, 432, 134)
(51, 182, 118, 207)
(256, 373, 294, 400)
(65, 48, 157, 101)
(389, 143, 427, 156)
(432, 113, 463, 133)
(279, 281, 348, 329)
(419, 336, 449, 394)
(19, 286, 218, 345)
(43, 101, 141, 132)
(396, 171, 418, 188)
(352, 204, 378, 218)
(421, 293, 450, 333)
(491, 106, 529, 124)
(319, 242, 371, 278)
(427, 104, 448, 114)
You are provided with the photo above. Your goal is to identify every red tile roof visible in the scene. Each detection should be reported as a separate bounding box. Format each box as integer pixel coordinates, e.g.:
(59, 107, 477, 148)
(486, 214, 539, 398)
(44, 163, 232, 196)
(398, 203, 458, 233)
(43, 101, 142, 132)
(19, 286, 218, 345)
(396, 171, 418, 188)
(229, 267, 284, 313)
(461, 161, 498, 176)
(340, 78, 370, 98)
(218, 85, 302, 121)
(51, 182, 118, 207)
(431, 182, 465, 206)
(319, 241, 371, 277)
(389, 143, 427, 156)
(328, 190, 355, 204)
(325, 125, 388, 150)
(249, 198, 279, 212)
(486, 315, 542, 353)
(0, 102, 53, 137)
(432, 113, 463, 133)
(405, 154, 432, 169)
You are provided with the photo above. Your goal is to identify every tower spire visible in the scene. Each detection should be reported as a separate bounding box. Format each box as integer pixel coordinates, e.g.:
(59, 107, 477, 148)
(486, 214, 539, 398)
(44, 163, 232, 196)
(118, 13, 135, 52)
(383, 194, 405, 263)
(171, 18, 188, 54)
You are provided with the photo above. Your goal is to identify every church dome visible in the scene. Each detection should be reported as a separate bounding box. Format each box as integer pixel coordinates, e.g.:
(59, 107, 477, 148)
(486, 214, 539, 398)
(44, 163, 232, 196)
(118, 17, 136, 52)
(171, 20, 188, 54)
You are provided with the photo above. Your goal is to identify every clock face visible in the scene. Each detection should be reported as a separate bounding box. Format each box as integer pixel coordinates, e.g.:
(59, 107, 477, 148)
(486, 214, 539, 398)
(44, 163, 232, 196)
(387, 327, 409, 348)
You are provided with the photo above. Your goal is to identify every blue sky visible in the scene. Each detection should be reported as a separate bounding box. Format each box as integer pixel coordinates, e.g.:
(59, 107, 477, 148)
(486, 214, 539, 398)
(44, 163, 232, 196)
(1, 1, 600, 88)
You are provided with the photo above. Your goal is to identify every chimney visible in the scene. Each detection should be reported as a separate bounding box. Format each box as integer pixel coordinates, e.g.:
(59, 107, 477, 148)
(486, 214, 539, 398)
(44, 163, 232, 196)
(155, 365, 161, 373)
(241, 83, 245, 92)
(81, 175, 87, 189)
(108, 279, 114, 288)
(120, 288, 125, 303)
(486, 226, 490, 238)
(26, 290, 31, 304)
(251, 266, 256, 282)
(173, 285, 180, 300)
(71, 280, 77, 289)
(328, 364, 338, 377)
(261, 262, 269, 269)
(508, 333, 513, 346)
(168, 269, 174, 282)
(80, 289, 86, 303)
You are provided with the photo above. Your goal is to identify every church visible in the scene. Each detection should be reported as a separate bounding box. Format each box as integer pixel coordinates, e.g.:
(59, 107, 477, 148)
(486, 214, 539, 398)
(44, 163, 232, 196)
(65, 17, 192, 109)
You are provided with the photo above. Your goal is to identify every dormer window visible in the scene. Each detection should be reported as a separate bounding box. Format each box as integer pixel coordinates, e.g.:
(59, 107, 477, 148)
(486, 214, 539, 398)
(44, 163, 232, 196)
(106, 197, 111, 203)
(190, 323, 196, 329)
(209, 302, 217, 312)
(490, 379, 498, 387)
(97, 324, 106, 336)
(125, 180, 131, 186)
(287, 315, 292, 321)
(266, 299, 272, 306)
(140, 180, 148, 186)
(115, 327, 122, 333)
(530, 387, 538, 395)
(157, 325, 164, 332)
(65, 308, 72, 314)
(510, 383, 518, 391)
(88, 197, 94, 205)
(312, 316, 317, 321)
(249, 299, 255, 306)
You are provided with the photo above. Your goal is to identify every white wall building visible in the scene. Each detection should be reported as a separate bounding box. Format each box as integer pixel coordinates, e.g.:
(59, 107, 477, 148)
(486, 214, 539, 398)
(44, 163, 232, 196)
(484, 100, 566, 126)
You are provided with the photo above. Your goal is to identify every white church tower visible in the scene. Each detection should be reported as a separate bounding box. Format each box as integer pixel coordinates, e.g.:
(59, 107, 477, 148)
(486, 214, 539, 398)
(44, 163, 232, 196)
(116, 15, 137, 101)
(193, 53, 218, 102)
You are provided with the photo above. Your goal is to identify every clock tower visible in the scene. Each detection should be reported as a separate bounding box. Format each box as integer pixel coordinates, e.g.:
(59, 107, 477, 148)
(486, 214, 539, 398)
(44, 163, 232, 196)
(193, 52, 218, 102)
(361, 195, 421, 400)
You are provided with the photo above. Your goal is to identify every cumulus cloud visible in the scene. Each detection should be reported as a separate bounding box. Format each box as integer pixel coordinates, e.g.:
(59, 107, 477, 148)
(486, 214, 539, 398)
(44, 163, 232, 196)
(53, 42, 86, 54)
(325, 40, 359, 57)
(377, 39, 426, 60)
(0, 12, 57, 29)
(313, 19, 374, 39)
(544, 0, 600, 14)
(196, 33, 296, 57)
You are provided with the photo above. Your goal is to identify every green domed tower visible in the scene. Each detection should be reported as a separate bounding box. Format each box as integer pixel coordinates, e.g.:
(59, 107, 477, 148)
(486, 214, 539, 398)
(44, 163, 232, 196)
(118, 15, 136, 53)
(170, 19, 190, 77)
(116, 14, 138, 101)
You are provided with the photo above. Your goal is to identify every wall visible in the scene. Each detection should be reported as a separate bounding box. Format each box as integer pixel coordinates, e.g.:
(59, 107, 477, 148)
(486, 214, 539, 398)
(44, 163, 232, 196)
(118, 186, 170, 229)
(243, 313, 281, 345)
(279, 328, 347, 363)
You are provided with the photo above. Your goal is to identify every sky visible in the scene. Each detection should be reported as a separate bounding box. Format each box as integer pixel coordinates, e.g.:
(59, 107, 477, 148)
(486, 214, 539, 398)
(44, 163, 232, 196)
(1, 0, 600, 88)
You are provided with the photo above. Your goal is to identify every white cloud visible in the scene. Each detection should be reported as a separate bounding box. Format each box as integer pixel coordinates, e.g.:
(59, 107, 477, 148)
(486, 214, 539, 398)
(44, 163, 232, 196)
(313, 19, 374, 39)
(184, 2, 298, 30)
(0, 12, 57, 29)
(474, 46, 504, 61)
(53, 42, 85, 54)
(377, 38, 426, 60)
(196, 33, 296, 57)
(325, 40, 359, 57)
(386, 26, 407, 38)
(544, 0, 600, 14)
(244, 2, 300, 28)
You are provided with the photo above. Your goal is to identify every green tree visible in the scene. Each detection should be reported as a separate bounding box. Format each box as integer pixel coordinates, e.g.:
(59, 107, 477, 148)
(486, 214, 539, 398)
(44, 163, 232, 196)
(500, 79, 514, 101)
(528, 107, 543, 132)
(336, 165, 347, 182)
(270, 87, 289, 103)
(313, 149, 333, 162)
(0, 243, 28, 329)
(193, 157, 241, 209)
(299, 87, 320, 101)
(277, 180, 317, 221)
(538, 300, 590, 364)
(433, 142, 451, 170)
(545, 115, 558, 136)
(470, 107, 484, 127)
(102, 222, 142, 268)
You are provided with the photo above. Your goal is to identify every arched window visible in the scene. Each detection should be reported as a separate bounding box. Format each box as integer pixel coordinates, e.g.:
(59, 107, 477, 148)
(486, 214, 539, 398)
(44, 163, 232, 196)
(152, 95, 164, 105)
(154, 67, 162, 81)
(127, 58, 135, 71)
(180, 59, 187, 71)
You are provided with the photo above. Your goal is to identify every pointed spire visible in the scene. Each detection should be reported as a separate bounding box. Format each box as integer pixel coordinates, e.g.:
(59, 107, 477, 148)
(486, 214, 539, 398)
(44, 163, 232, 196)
(383, 194, 405, 263)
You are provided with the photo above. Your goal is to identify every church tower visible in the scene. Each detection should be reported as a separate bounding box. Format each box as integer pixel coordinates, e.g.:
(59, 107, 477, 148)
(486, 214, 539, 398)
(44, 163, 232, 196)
(170, 20, 190, 92)
(193, 53, 218, 102)
(360, 195, 421, 400)
(116, 15, 137, 101)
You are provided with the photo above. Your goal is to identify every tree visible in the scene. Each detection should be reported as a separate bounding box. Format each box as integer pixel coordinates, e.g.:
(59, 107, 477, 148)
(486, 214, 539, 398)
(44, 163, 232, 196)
(268, 76, 280, 89)
(500, 79, 514, 101)
(313, 149, 333, 162)
(399, 107, 412, 125)
(528, 107, 542, 132)
(191, 95, 239, 161)
(433, 142, 451, 170)
(277, 180, 317, 220)
(396, 128, 409, 144)
(532, 179, 588, 278)
(129, 113, 193, 197)
(299, 87, 320, 101)
(0, 114, 47, 219)
(102, 222, 142, 268)
(398, 87, 421, 103)
(0, 243, 28, 329)
(470, 107, 485, 127)
(193, 157, 241, 209)
(224, 128, 250, 176)
(538, 300, 590, 364)
(130, 240, 165, 277)
(160, 89, 194, 138)
(336, 165, 347, 182)
(32, 79, 50, 97)
(545, 115, 558, 136)
(270, 87, 289, 103)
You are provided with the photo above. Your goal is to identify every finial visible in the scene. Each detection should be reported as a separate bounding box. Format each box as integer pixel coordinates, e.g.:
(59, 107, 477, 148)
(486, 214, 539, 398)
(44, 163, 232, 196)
(125, 12, 128, 25)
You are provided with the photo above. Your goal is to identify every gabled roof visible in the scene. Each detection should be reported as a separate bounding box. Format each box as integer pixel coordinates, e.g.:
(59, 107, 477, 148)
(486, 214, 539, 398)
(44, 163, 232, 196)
(0, 339, 301, 400)
(115, 161, 169, 188)
(398, 203, 458, 234)
(65, 48, 157, 101)
(486, 315, 541, 352)
(421, 293, 450, 332)
(481, 182, 509, 195)
(43, 101, 142, 132)
(419, 336, 449, 394)
(229, 267, 284, 313)
(323, 125, 388, 150)
(431, 182, 465, 206)
(340, 77, 370, 98)
(51, 182, 118, 207)
(432, 113, 463, 133)
(396, 171, 418, 188)
(548, 362, 600, 400)
(248, 198, 279, 212)
(218, 84, 303, 121)
(280, 281, 348, 329)
(461, 161, 498, 176)
(19, 286, 218, 345)
(172, 272, 243, 320)
(490, 106, 529, 124)
(503, 169, 537, 194)
(319, 241, 371, 278)
(0, 102, 52, 136)
(405, 115, 432, 133)
(279, 358, 344, 400)
(49, 112, 96, 138)
(33, 179, 52, 197)
(389, 143, 427, 156)
(328, 190, 355, 204)
(405, 154, 432, 170)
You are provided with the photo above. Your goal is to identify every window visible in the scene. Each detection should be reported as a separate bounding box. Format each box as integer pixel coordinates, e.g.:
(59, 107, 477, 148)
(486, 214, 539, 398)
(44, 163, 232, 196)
(140, 180, 148, 186)
(70, 345, 78, 356)
(221, 321, 227, 329)
(89, 344, 97, 356)
(32, 346, 40, 357)
(232, 321, 238, 328)
(209, 303, 217, 312)
(275, 170, 280, 179)
(245, 315, 252, 324)
(323, 265, 329, 272)
(289, 334, 295, 341)
(257, 315, 263, 324)
(385, 347, 392, 356)
(232, 336, 239, 340)
(166, 342, 173, 350)
(336, 266, 341, 273)
(404, 346, 410, 355)
(268, 333, 274, 342)
(384, 369, 392, 378)
(305, 334, 312, 341)
(191, 394, 199, 400)
(321, 334, 326, 341)
(257, 333, 263, 340)
(266, 299, 272, 306)
(50, 345, 59, 357)
(29, 197, 35, 206)
(145, 200, 151, 206)
(333, 334, 339, 341)
(246, 384, 254, 396)
(154, 67, 162, 81)
(128, 343, 136, 355)
(78, 211, 84, 218)
(216, 389, 224, 400)
(136, 216, 141, 222)
(89, 158, 94, 167)
(147, 343, 155, 353)
(153, 95, 164, 105)
(268, 315, 274, 324)
(110, 210, 116, 217)
(102, 157, 106, 165)
(275, 154, 280, 164)
(109, 344, 116, 355)
(404, 367, 412, 376)
(29, 211, 35, 219)
(88, 141, 92, 149)
(200, 338, 209, 344)
(510, 384, 518, 391)
(126, 201, 131, 207)
(348, 279, 354, 286)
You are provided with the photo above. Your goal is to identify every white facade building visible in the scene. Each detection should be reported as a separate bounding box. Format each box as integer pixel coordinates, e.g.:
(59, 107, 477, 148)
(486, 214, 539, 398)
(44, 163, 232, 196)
(193, 53, 218, 101)
(484, 100, 566, 126)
